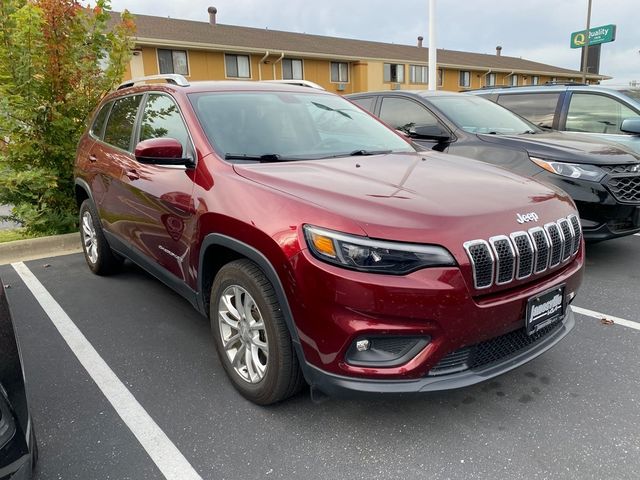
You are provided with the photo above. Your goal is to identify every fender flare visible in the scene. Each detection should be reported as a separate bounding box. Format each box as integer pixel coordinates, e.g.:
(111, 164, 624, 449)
(198, 234, 303, 349)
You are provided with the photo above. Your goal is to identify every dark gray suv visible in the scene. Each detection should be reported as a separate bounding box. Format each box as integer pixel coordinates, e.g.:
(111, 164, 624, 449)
(471, 84, 640, 154)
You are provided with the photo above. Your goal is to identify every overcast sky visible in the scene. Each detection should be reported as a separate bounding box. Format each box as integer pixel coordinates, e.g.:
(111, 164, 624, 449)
(108, 0, 640, 85)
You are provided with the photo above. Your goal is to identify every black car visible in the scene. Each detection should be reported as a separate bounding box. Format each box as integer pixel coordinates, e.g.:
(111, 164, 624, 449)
(347, 91, 640, 241)
(0, 283, 37, 479)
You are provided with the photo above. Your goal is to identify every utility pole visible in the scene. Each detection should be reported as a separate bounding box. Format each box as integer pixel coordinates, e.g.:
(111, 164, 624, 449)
(581, 0, 593, 83)
(428, 0, 437, 91)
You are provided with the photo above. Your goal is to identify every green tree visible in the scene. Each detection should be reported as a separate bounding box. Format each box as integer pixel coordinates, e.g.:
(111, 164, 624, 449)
(0, 0, 134, 234)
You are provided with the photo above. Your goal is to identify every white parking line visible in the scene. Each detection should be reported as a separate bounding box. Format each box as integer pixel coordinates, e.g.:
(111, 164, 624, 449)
(572, 305, 640, 332)
(11, 262, 202, 480)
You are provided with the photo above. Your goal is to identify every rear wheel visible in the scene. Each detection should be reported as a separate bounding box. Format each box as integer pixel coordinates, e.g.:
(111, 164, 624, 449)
(79, 199, 123, 275)
(210, 259, 304, 405)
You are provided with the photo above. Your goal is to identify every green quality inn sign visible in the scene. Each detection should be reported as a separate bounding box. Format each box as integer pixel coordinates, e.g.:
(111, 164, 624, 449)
(570, 24, 616, 48)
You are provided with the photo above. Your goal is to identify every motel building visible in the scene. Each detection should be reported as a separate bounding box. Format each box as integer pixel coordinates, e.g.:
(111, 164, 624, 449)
(114, 7, 607, 94)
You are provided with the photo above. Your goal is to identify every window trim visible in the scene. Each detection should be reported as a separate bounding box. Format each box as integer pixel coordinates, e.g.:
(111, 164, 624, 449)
(459, 70, 471, 88)
(330, 61, 350, 84)
(156, 48, 190, 77)
(89, 101, 114, 141)
(281, 58, 304, 81)
(409, 64, 428, 85)
(99, 93, 145, 154)
(383, 63, 405, 84)
(224, 53, 252, 80)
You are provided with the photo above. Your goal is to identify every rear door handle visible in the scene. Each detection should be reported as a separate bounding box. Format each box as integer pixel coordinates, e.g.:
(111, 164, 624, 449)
(125, 169, 140, 181)
(88, 154, 98, 162)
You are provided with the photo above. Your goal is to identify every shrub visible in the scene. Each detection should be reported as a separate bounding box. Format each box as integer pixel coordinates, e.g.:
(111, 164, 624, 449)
(0, 0, 134, 234)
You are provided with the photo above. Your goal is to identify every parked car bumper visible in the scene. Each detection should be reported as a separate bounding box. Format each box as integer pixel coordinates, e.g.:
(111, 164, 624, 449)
(305, 308, 575, 397)
(288, 246, 583, 394)
(534, 172, 640, 241)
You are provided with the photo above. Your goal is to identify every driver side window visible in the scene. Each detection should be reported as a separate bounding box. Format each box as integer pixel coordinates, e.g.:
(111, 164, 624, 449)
(566, 93, 639, 134)
(379, 97, 439, 132)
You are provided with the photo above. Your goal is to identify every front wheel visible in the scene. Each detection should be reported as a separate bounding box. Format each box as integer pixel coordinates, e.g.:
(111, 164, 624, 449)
(210, 259, 304, 405)
(79, 200, 123, 275)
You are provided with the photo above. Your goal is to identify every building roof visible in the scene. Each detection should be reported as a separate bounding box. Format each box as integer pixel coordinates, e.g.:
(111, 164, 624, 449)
(112, 11, 604, 79)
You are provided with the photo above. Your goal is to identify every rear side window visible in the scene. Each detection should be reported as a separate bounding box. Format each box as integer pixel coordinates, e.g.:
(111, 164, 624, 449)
(566, 93, 640, 134)
(139, 94, 190, 152)
(497, 93, 560, 129)
(350, 96, 376, 113)
(379, 97, 439, 131)
(90, 102, 112, 139)
(103, 95, 143, 151)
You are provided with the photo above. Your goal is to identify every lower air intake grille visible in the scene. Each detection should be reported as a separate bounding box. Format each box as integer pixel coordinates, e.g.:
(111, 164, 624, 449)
(428, 320, 563, 376)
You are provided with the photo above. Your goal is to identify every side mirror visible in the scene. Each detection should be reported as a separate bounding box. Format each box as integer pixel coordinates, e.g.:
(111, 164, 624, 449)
(134, 138, 193, 166)
(620, 118, 640, 135)
(409, 125, 451, 142)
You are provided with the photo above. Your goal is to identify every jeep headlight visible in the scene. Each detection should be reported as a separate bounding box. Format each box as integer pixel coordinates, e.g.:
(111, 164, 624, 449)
(303, 225, 456, 274)
(530, 156, 606, 182)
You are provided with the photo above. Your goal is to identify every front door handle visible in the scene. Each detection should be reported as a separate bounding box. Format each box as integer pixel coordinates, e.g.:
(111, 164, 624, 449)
(88, 154, 98, 162)
(125, 169, 140, 181)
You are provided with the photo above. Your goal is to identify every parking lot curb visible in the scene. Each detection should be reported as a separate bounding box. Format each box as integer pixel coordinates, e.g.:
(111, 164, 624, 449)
(0, 233, 82, 265)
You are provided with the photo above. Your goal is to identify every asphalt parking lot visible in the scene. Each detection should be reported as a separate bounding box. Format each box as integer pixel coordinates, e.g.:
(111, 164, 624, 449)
(1, 235, 639, 480)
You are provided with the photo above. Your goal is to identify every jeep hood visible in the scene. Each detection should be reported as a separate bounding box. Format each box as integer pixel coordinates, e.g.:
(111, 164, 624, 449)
(233, 152, 576, 244)
(477, 131, 640, 165)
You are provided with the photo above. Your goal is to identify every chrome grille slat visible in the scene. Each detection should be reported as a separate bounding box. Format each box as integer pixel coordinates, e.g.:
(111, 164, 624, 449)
(569, 215, 581, 254)
(544, 223, 563, 268)
(529, 227, 549, 274)
(510, 231, 534, 279)
(463, 240, 494, 289)
(464, 216, 579, 291)
(489, 235, 515, 285)
(557, 219, 573, 262)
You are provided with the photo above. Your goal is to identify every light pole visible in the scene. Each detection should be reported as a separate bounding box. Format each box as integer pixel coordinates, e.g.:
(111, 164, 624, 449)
(581, 0, 593, 83)
(428, 0, 437, 91)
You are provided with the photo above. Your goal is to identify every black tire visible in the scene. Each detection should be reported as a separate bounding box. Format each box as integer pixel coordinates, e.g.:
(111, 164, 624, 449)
(79, 199, 123, 275)
(210, 259, 304, 405)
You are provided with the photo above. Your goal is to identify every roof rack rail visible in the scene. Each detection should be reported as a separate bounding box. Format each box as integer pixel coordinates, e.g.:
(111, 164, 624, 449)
(117, 74, 190, 90)
(262, 79, 326, 90)
(468, 81, 588, 92)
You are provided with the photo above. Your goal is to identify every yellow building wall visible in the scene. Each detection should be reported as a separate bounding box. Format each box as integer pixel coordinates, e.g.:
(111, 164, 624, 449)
(125, 46, 573, 94)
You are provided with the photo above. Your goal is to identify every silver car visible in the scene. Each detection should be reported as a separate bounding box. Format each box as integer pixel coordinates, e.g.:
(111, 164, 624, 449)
(471, 84, 640, 154)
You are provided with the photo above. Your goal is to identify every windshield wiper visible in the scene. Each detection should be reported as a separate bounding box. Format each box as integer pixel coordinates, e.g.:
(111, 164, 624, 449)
(349, 149, 393, 156)
(322, 149, 393, 159)
(224, 153, 298, 163)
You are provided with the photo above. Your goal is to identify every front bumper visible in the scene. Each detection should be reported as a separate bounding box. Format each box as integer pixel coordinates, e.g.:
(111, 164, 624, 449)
(306, 308, 574, 396)
(533, 172, 640, 241)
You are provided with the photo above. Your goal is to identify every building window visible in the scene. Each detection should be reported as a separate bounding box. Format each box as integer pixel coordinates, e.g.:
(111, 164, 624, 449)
(225, 54, 251, 78)
(157, 49, 188, 75)
(459, 70, 471, 88)
(384, 63, 405, 83)
(532, 76, 540, 85)
(509, 74, 518, 86)
(331, 62, 349, 83)
(486, 73, 497, 86)
(551, 77, 558, 83)
(409, 65, 427, 84)
(282, 58, 303, 80)
(436, 68, 444, 87)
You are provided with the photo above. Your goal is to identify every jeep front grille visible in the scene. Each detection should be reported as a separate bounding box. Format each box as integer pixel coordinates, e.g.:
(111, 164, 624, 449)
(463, 215, 580, 290)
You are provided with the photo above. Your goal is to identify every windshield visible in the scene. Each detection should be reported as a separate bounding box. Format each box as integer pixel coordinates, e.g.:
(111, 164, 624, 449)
(428, 95, 539, 135)
(620, 89, 640, 103)
(189, 91, 414, 161)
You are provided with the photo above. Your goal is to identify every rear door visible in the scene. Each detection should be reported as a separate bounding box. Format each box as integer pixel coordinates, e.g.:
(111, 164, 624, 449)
(496, 92, 563, 130)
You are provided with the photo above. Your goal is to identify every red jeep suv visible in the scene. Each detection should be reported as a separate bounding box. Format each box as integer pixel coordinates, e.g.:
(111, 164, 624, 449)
(74, 75, 584, 404)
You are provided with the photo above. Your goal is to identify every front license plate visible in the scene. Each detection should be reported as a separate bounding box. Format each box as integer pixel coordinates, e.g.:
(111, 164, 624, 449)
(526, 285, 565, 335)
